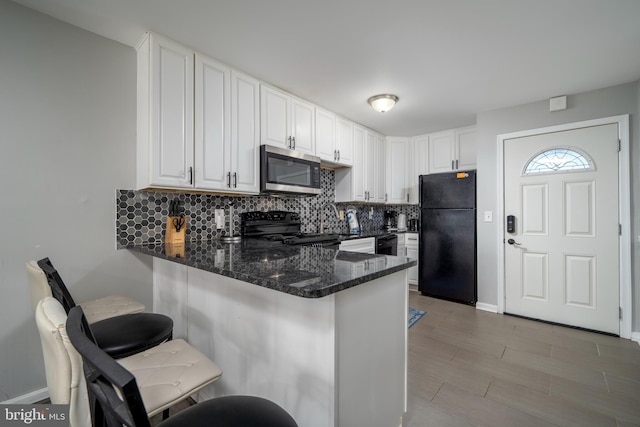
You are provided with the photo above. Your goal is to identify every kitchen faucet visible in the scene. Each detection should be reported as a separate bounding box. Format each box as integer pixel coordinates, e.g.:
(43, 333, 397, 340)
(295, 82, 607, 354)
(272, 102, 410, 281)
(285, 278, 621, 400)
(319, 202, 340, 234)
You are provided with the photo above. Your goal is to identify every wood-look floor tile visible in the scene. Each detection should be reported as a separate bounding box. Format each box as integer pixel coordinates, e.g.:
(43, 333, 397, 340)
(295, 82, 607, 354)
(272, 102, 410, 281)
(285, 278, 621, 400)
(550, 375, 640, 425)
(604, 373, 640, 401)
(409, 335, 460, 361)
(597, 341, 640, 364)
(409, 351, 492, 396)
(453, 348, 550, 393)
(404, 399, 476, 427)
(487, 377, 617, 426)
(502, 347, 608, 390)
(407, 367, 445, 401)
(425, 325, 506, 359)
(432, 382, 555, 427)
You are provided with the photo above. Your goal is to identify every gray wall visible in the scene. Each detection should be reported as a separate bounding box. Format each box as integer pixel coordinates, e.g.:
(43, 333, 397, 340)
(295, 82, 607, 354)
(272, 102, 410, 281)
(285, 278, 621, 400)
(476, 82, 639, 331)
(0, 1, 152, 401)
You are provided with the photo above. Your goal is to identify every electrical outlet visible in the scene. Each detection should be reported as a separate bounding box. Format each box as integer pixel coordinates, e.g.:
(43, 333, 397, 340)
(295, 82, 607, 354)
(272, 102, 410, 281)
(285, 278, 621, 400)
(339, 210, 344, 220)
(214, 209, 225, 230)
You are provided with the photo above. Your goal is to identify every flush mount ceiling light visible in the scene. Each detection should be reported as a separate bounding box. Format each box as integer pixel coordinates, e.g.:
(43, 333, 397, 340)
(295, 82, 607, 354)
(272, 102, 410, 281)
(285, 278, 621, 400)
(367, 94, 399, 113)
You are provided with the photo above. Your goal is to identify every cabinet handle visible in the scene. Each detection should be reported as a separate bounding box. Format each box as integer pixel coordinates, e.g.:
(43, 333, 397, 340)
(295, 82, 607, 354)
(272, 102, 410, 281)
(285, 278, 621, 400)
(287, 136, 292, 148)
(233, 172, 237, 188)
(337, 150, 340, 161)
(292, 136, 296, 149)
(385, 193, 388, 202)
(226, 172, 231, 188)
(334, 150, 337, 161)
(406, 193, 409, 203)
(189, 167, 193, 185)
(451, 160, 454, 170)
(456, 159, 459, 169)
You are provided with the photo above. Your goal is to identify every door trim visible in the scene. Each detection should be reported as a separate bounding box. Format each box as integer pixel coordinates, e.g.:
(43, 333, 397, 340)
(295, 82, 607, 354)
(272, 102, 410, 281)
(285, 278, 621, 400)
(496, 115, 631, 338)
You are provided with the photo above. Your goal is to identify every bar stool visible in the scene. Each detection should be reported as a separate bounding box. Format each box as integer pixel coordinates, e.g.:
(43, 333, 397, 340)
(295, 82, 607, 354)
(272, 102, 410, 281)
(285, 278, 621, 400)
(26, 259, 145, 324)
(66, 305, 298, 427)
(35, 298, 223, 427)
(36, 258, 173, 359)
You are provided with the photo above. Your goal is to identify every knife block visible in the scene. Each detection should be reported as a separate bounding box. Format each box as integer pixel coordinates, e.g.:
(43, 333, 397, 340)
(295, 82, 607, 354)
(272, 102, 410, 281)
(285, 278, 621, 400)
(165, 215, 186, 244)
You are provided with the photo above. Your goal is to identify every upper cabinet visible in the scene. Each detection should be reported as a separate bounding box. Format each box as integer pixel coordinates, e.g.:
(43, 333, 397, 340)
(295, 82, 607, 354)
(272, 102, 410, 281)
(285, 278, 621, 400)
(316, 109, 353, 166)
(137, 34, 194, 189)
(260, 85, 315, 154)
(428, 126, 477, 174)
(335, 126, 385, 203)
(137, 33, 259, 194)
(195, 54, 260, 193)
(386, 137, 411, 204)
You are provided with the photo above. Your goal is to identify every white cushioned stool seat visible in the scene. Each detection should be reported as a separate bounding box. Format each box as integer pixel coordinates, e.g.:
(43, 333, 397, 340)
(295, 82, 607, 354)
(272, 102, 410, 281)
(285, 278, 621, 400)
(26, 260, 144, 323)
(119, 337, 223, 417)
(35, 297, 222, 426)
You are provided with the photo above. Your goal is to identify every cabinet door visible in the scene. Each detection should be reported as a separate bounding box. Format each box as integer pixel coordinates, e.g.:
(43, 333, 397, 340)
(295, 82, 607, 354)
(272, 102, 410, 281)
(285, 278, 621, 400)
(230, 71, 260, 193)
(373, 134, 386, 203)
(410, 134, 429, 204)
(428, 130, 456, 174)
(148, 35, 194, 188)
(335, 117, 354, 166)
(455, 126, 477, 171)
(260, 85, 289, 149)
(386, 137, 409, 204)
(353, 125, 367, 202)
(194, 54, 230, 190)
(315, 107, 336, 162)
(365, 131, 376, 201)
(290, 97, 315, 154)
(406, 246, 419, 284)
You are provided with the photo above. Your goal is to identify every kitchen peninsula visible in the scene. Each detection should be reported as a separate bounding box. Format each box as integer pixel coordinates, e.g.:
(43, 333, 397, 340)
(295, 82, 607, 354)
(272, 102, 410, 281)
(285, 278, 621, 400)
(129, 240, 415, 427)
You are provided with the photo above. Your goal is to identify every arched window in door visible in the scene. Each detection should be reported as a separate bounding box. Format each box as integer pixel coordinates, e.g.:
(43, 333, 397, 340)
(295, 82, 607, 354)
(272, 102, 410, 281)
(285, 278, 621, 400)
(523, 147, 594, 175)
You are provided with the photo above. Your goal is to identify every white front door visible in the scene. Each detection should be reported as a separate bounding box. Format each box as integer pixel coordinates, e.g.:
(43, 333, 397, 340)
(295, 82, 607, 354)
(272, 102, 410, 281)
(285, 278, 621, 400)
(504, 123, 619, 334)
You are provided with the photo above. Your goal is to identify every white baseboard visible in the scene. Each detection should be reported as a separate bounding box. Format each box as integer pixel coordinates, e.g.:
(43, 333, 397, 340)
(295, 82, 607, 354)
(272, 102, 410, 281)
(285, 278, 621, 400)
(1, 387, 49, 404)
(475, 302, 498, 313)
(632, 332, 640, 346)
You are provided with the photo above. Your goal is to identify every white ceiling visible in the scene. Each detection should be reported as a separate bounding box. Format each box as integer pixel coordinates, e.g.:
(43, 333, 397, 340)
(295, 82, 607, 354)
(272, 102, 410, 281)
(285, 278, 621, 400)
(11, 0, 640, 136)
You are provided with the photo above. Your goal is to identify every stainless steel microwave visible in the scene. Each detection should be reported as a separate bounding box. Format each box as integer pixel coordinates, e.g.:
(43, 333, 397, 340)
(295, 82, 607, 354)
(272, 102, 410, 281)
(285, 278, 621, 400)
(260, 145, 322, 195)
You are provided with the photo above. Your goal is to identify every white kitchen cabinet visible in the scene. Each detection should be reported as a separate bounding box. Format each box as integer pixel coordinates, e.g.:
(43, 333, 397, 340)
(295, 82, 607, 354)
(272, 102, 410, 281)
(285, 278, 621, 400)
(194, 59, 259, 193)
(335, 124, 367, 202)
(405, 233, 419, 287)
(373, 133, 386, 204)
(339, 237, 375, 254)
(335, 127, 385, 203)
(428, 126, 476, 174)
(409, 134, 429, 204)
(137, 33, 194, 189)
(335, 116, 354, 166)
(386, 137, 410, 204)
(137, 33, 259, 194)
(260, 85, 315, 154)
(317, 111, 353, 166)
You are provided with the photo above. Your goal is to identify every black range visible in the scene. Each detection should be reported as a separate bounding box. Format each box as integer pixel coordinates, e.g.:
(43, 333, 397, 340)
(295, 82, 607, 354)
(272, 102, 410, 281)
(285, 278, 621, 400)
(241, 211, 341, 249)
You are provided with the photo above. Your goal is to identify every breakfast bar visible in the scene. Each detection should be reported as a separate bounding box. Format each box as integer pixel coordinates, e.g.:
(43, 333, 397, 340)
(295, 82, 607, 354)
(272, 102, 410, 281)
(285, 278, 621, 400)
(129, 241, 415, 427)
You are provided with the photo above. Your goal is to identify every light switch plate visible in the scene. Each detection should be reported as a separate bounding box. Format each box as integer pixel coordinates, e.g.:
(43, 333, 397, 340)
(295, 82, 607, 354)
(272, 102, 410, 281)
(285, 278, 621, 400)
(484, 211, 493, 222)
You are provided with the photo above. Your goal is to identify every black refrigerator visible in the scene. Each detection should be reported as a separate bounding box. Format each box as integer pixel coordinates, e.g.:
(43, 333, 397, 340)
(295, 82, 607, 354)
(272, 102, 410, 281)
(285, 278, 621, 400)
(419, 170, 477, 304)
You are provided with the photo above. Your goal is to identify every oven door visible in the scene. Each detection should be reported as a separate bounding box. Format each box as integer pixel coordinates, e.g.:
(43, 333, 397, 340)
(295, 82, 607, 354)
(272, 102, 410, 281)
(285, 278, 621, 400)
(376, 234, 398, 255)
(260, 145, 322, 195)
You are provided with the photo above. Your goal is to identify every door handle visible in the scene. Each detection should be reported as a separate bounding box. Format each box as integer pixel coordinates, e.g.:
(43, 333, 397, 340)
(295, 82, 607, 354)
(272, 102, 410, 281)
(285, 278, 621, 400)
(507, 238, 522, 246)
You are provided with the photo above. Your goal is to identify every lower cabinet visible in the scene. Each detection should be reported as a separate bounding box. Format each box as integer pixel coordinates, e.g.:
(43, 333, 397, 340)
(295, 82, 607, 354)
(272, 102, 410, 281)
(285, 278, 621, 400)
(405, 233, 419, 287)
(339, 237, 375, 253)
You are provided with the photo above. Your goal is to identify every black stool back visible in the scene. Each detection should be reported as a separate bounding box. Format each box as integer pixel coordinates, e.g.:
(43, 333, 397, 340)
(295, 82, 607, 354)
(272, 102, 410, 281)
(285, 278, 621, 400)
(37, 257, 77, 314)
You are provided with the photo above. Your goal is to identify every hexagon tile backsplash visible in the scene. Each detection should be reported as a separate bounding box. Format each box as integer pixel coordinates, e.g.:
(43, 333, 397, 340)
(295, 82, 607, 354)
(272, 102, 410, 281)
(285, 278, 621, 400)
(116, 169, 419, 248)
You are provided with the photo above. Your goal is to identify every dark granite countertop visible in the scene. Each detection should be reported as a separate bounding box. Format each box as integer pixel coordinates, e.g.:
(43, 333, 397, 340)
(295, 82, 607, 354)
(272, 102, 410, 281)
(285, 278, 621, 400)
(128, 239, 416, 299)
